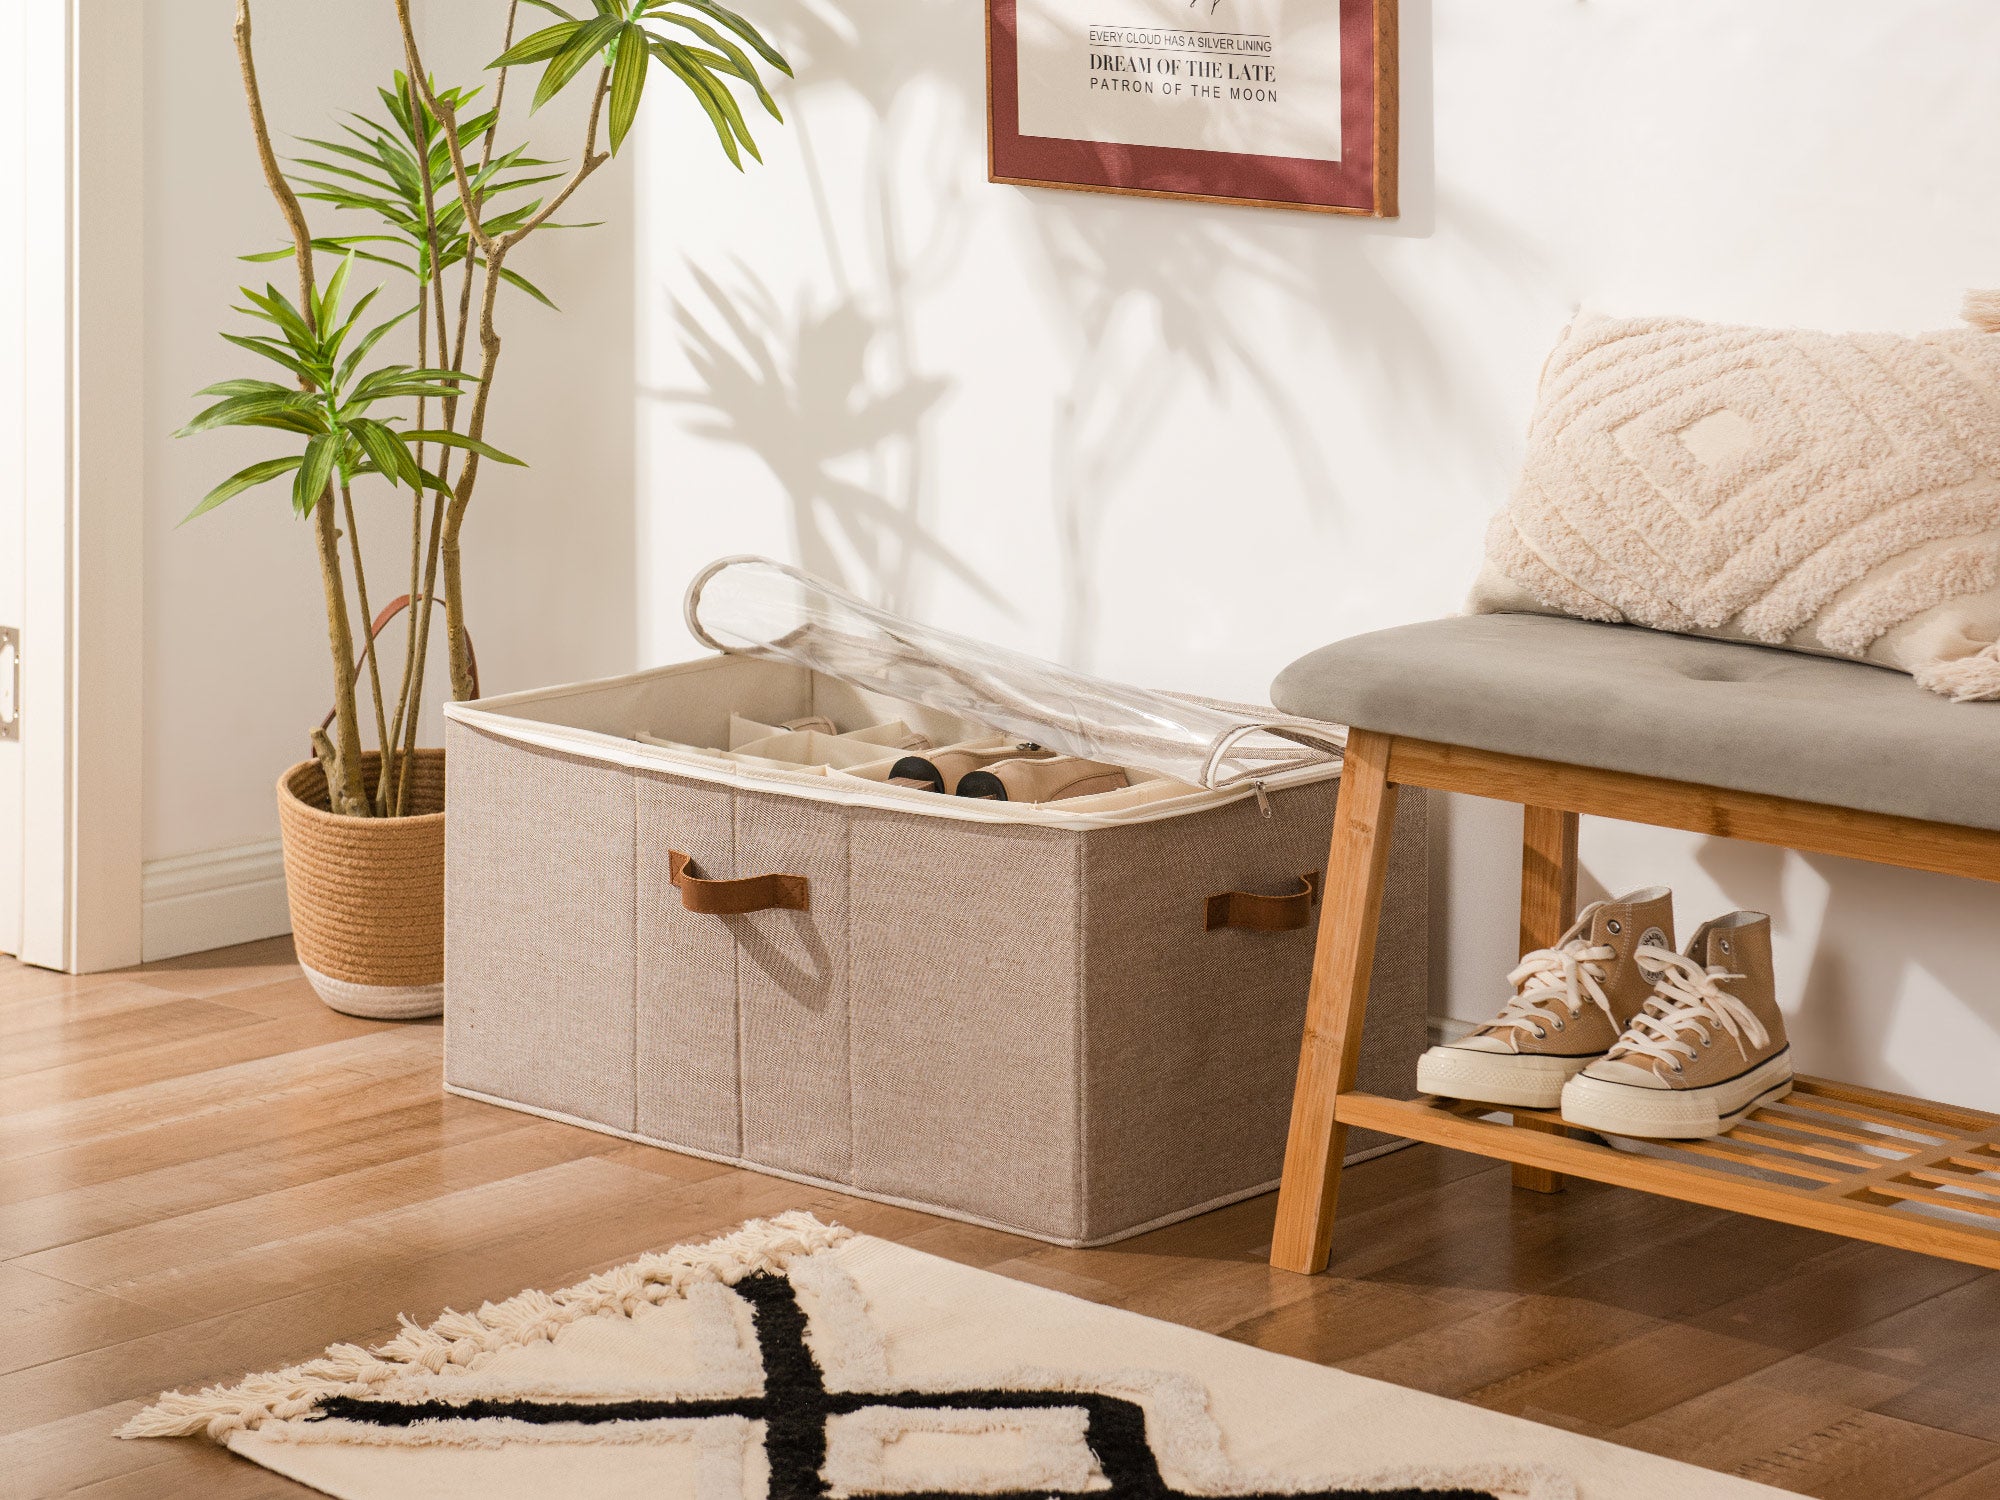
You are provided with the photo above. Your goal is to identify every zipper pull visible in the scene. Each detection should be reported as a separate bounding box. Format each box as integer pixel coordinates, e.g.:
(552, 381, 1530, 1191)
(1253, 780, 1272, 819)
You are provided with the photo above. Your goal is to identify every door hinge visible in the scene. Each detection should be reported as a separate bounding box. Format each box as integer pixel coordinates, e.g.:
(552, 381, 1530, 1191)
(0, 626, 17, 741)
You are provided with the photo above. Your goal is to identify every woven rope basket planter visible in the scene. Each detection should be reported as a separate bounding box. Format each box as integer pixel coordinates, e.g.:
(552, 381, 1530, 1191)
(276, 749, 447, 1020)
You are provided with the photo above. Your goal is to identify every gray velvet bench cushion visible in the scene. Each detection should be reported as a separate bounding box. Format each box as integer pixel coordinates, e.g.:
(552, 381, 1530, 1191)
(1272, 614, 2000, 833)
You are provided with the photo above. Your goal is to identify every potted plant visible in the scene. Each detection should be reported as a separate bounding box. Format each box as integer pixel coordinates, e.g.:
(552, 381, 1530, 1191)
(186, 0, 790, 1017)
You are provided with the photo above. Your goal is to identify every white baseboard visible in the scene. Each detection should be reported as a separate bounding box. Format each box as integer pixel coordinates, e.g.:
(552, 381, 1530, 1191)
(141, 838, 291, 962)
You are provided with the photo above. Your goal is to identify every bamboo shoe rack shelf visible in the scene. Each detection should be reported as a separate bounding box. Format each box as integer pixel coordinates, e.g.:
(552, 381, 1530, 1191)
(1339, 1075, 2000, 1271)
(1269, 729, 2000, 1277)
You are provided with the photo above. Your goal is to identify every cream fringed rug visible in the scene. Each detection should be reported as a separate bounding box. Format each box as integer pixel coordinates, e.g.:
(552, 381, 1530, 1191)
(121, 1213, 1787, 1500)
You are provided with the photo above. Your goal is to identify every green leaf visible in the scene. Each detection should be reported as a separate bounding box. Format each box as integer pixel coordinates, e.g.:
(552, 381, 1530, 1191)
(518, 0, 581, 17)
(673, 0, 790, 74)
(650, 41, 742, 167)
(401, 429, 527, 465)
(687, 54, 760, 160)
(242, 236, 415, 277)
(334, 306, 418, 394)
(182, 455, 304, 524)
(492, 19, 583, 67)
(607, 22, 649, 153)
(175, 390, 324, 438)
(671, 39, 761, 163)
(296, 134, 407, 177)
(315, 251, 356, 329)
(348, 416, 420, 487)
(652, 11, 780, 119)
(192, 377, 299, 400)
(240, 283, 318, 345)
(496, 264, 559, 310)
(348, 364, 475, 405)
(293, 432, 338, 516)
(320, 283, 381, 366)
(219, 332, 320, 385)
(532, 15, 622, 110)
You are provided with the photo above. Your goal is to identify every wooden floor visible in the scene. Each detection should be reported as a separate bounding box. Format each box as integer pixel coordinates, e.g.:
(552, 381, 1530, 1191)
(4, 944, 1999, 1499)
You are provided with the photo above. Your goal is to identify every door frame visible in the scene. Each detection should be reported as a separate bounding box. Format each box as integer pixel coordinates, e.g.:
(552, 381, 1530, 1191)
(17, 0, 146, 972)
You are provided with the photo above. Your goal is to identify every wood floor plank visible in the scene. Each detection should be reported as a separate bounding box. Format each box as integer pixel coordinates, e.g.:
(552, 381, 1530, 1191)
(0, 965, 134, 1010)
(0, 1028, 435, 1151)
(1225, 1274, 1518, 1365)
(16, 1121, 627, 1304)
(1, 1404, 318, 1500)
(0, 1263, 182, 1376)
(0, 1405, 249, 1500)
(1, 993, 270, 1079)
(0, 1057, 444, 1204)
(1335, 1289, 1662, 1402)
(1682, 1236, 1990, 1357)
(1615, 1380, 1990, 1497)
(0, 1091, 502, 1255)
(0, 980, 193, 1040)
(1913, 1457, 2000, 1499)
(3, 945, 1994, 1499)
(1727, 1409, 1995, 1499)
(1476, 1318, 1789, 1429)
(128, 937, 314, 999)
(1805, 1268, 2000, 1444)
(1, 1006, 408, 1116)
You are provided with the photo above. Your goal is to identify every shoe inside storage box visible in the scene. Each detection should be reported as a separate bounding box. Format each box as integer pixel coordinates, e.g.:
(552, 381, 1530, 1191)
(632, 717, 1203, 812)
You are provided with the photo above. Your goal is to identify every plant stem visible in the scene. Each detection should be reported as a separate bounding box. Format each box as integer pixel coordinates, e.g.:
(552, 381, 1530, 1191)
(398, 0, 612, 700)
(340, 480, 394, 815)
(384, 272, 427, 816)
(393, 0, 497, 258)
(448, 0, 517, 399)
(386, 69, 446, 816)
(310, 492, 368, 815)
(235, 0, 370, 816)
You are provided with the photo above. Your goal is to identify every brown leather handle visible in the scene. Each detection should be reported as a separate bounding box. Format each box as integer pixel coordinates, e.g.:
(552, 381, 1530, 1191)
(1204, 871, 1321, 932)
(319, 593, 480, 737)
(668, 851, 810, 916)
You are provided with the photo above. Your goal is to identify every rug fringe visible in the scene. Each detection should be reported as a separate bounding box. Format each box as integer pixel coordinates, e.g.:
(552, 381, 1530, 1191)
(117, 1210, 851, 1443)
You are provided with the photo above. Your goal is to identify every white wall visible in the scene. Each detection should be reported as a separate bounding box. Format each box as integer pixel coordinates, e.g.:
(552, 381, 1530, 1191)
(137, 0, 2000, 1114)
(140, 0, 636, 956)
(142, 3, 405, 953)
(632, 0, 2000, 1110)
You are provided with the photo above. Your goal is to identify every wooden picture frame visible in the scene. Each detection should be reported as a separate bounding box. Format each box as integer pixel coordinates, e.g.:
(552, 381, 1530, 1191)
(986, 0, 1397, 218)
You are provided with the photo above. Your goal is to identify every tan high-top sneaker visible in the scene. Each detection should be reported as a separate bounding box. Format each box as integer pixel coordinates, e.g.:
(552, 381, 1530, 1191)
(1561, 911, 1791, 1139)
(1415, 887, 1675, 1109)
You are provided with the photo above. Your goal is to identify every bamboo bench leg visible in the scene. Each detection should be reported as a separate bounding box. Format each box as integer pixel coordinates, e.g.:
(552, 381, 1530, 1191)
(1271, 730, 1401, 1274)
(1513, 804, 1579, 1193)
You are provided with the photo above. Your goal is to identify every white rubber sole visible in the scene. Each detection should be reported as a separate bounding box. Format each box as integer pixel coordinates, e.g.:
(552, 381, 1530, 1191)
(1560, 1049, 1794, 1139)
(1415, 1044, 1599, 1110)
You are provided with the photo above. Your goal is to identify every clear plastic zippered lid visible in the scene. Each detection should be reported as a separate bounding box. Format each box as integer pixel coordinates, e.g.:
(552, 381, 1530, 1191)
(684, 556, 1342, 791)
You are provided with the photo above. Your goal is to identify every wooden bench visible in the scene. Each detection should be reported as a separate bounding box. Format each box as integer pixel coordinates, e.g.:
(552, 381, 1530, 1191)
(1265, 614, 2000, 1275)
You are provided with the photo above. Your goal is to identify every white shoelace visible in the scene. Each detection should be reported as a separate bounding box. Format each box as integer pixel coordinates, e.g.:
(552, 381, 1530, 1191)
(1609, 945, 1769, 1074)
(1484, 905, 1618, 1043)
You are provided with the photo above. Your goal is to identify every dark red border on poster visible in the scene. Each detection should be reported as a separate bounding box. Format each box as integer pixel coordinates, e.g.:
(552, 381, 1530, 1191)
(987, 0, 1393, 216)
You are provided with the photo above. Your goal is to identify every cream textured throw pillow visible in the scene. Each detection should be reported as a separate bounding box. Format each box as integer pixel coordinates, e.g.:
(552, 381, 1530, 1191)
(1470, 300, 2000, 699)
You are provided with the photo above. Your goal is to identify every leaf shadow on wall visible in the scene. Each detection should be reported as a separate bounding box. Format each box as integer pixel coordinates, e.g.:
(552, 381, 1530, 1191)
(651, 0, 1544, 670)
(1015, 0, 1546, 668)
(649, 0, 1001, 618)
(1682, 838, 2000, 1108)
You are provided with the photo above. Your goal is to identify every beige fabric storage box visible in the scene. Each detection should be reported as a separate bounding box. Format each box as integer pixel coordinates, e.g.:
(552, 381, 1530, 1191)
(442, 652, 1427, 1247)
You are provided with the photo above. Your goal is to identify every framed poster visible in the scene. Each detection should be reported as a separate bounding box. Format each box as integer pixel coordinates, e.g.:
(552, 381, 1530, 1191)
(986, 0, 1396, 217)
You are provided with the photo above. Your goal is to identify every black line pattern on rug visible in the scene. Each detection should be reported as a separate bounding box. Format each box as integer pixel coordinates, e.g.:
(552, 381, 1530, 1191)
(311, 1270, 1498, 1500)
